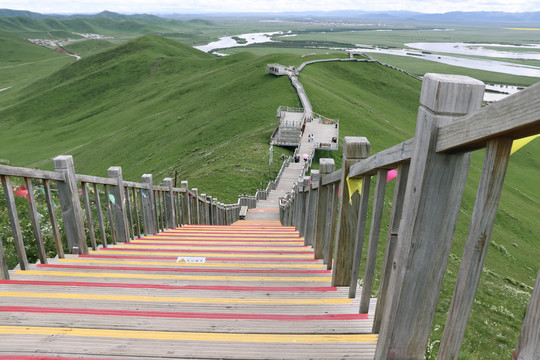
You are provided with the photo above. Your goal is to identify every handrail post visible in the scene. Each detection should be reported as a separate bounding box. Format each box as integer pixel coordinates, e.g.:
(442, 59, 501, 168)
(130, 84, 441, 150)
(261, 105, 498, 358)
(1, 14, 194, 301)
(53, 155, 87, 254)
(191, 188, 200, 224)
(324, 182, 339, 269)
(200, 193, 207, 225)
(163, 178, 175, 229)
(181, 181, 190, 225)
(211, 197, 217, 225)
(80, 182, 98, 250)
(24, 177, 48, 264)
(439, 137, 513, 357)
(0, 236, 8, 279)
(207, 196, 213, 225)
(43, 179, 64, 258)
(1, 175, 29, 270)
(358, 169, 388, 305)
(373, 162, 409, 333)
(304, 170, 319, 247)
(332, 137, 370, 286)
(315, 159, 334, 259)
(298, 176, 310, 238)
(375, 73, 484, 359)
(141, 174, 157, 235)
(514, 269, 540, 360)
(108, 166, 129, 242)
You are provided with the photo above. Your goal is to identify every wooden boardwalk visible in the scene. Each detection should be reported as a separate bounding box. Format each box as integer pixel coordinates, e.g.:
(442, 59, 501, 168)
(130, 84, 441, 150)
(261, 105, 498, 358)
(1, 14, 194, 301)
(0, 221, 377, 359)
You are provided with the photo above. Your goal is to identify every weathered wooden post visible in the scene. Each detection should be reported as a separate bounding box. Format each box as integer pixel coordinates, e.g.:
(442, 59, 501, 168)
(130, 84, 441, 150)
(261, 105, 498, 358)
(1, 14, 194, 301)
(93, 183, 108, 247)
(132, 187, 142, 237)
(191, 188, 200, 225)
(53, 155, 88, 254)
(359, 169, 388, 307)
(332, 137, 370, 286)
(108, 167, 129, 243)
(180, 181, 190, 225)
(124, 186, 135, 240)
(514, 269, 540, 360)
(0, 237, 8, 279)
(212, 197, 218, 225)
(348, 173, 371, 298)
(43, 179, 64, 257)
(1, 174, 29, 270)
(375, 74, 484, 359)
(207, 196, 213, 225)
(324, 183, 339, 269)
(103, 185, 117, 244)
(81, 182, 98, 250)
(199, 193, 207, 225)
(293, 181, 302, 230)
(439, 137, 513, 357)
(373, 163, 409, 333)
(299, 176, 310, 238)
(304, 170, 319, 247)
(24, 177, 48, 264)
(141, 174, 157, 235)
(315, 159, 334, 259)
(163, 178, 176, 229)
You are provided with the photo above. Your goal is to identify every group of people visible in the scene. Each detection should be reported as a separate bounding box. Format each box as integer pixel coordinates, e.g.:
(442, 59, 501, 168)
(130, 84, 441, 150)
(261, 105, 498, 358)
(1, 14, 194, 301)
(307, 134, 314, 142)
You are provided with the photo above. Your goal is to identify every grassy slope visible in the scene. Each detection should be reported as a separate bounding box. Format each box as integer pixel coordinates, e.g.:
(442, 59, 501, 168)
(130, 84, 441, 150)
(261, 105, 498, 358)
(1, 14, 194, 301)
(0, 35, 301, 202)
(299, 61, 540, 359)
(0, 32, 75, 89)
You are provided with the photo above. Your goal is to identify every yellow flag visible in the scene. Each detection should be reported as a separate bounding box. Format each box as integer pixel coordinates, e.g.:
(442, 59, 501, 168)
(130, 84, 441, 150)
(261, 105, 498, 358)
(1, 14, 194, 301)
(346, 176, 363, 205)
(511, 135, 539, 155)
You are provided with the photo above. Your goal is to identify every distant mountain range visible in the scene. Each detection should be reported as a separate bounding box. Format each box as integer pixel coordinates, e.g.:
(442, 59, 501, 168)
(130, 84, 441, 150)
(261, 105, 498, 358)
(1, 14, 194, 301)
(1, 8, 540, 25)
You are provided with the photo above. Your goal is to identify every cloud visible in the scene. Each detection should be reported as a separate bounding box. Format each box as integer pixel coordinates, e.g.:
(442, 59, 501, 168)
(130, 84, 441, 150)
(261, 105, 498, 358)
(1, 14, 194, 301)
(0, 0, 538, 14)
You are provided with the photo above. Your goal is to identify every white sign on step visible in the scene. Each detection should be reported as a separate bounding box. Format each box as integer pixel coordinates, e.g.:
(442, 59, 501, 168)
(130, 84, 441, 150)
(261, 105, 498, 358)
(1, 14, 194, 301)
(176, 256, 206, 263)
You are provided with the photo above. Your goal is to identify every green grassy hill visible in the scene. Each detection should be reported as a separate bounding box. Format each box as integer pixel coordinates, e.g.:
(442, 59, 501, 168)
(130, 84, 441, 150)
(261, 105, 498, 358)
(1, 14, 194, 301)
(0, 33, 538, 359)
(0, 35, 301, 201)
(0, 32, 75, 89)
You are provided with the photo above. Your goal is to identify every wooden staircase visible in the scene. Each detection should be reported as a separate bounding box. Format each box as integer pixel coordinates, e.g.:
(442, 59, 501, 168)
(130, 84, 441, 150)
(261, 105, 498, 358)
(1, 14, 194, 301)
(0, 220, 377, 359)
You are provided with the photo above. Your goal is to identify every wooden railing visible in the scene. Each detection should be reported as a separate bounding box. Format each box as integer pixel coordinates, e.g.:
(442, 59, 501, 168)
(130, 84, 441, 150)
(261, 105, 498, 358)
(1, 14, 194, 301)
(0, 155, 242, 278)
(279, 73, 540, 359)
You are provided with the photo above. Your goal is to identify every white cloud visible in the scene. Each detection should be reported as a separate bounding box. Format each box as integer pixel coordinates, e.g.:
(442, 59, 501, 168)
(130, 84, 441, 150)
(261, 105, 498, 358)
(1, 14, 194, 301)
(0, 0, 538, 14)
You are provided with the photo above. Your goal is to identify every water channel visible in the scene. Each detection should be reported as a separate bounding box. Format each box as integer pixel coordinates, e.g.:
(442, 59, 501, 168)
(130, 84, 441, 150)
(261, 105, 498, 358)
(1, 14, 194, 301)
(195, 33, 540, 100)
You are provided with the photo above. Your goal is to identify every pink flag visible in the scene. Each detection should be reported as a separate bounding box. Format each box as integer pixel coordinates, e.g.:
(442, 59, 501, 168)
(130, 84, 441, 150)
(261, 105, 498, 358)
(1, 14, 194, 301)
(387, 169, 398, 182)
(13, 186, 28, 198)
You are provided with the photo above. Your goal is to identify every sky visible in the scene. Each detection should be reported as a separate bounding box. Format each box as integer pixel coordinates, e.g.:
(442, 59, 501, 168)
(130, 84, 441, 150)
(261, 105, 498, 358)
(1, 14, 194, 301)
(0, 0, 539, 15)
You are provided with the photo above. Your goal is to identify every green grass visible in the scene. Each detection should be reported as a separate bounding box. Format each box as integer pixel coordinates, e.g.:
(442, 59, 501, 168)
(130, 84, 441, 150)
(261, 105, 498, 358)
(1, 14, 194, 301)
(0, 31, 76, 89)
(0, 35, 301, 203)
(62, 39, 116, 57)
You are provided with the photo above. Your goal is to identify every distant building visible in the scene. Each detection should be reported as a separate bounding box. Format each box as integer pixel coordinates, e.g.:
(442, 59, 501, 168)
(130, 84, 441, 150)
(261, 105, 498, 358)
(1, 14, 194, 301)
(266, 64, 294, 76)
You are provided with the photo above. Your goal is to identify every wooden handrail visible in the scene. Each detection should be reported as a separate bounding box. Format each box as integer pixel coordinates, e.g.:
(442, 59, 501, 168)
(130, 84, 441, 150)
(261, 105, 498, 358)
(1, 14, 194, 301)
(0, 164, 64, 181)
(348, 138, 413, 178)
(321, 168, 342, 186)
(437, 80, 540, 153)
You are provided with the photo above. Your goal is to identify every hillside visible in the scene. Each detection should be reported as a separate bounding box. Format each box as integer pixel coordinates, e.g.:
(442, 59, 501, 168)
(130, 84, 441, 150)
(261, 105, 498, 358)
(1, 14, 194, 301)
(0, 35, 302, 202)
(0, 31, 75, 90)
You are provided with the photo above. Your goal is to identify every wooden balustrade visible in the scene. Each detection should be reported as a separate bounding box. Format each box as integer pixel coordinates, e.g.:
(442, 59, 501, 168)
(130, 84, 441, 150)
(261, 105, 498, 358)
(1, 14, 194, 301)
(279, 73, 540, 359)
(0, 157, 242, 280)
